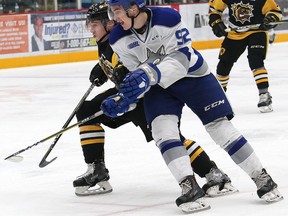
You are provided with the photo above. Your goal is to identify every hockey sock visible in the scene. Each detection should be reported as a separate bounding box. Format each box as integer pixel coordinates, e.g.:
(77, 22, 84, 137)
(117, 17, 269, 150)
(79, 125, 105, 164)
(158, 139, 194, 183)
(184, 140, 213, 178)
(252, 67, 269, 91)
(224, 136, 263, 178)
(216, 74, 229, 91)
(205, 117, 263, 179)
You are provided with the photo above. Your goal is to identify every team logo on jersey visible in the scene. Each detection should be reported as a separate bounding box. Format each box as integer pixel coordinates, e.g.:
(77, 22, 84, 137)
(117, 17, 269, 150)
(145, 45, 166, 65)
(231, 1, 254, 24)
(127, 41, 140, 49)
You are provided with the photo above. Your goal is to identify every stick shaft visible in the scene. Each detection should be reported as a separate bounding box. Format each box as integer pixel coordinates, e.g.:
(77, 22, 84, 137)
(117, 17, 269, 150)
(38, 84, 95, 167)
(4, 110, 103, 161)
(225, 20, 288, 32)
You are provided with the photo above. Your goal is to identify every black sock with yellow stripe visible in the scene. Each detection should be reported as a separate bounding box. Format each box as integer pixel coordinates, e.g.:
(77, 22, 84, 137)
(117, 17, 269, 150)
(216, 74, 229, 91)
(252, 67, 269, 93)
(184, 139, 213, 178)
(79, 124, 105, 164)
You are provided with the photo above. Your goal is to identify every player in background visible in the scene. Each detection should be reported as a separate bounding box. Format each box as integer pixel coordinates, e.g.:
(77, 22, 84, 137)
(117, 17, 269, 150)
(73, 2, 237, 198)
(101, 0, 283, 213)
(208, 0, 282, 113)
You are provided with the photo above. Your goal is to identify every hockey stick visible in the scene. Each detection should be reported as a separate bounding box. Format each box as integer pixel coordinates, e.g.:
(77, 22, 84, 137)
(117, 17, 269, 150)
(4, 110, 104, 163)
(38, 83, 95, 168)
(225, 20, 288, 32)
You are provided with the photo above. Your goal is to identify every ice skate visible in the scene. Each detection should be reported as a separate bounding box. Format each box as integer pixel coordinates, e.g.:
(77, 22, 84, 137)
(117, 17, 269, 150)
(176, 175, 210, 213)
(202, 162, 238, 197)
(258, 92, 273, 113)
(73, 160, 112, 196)
(253, 168, 283, 203)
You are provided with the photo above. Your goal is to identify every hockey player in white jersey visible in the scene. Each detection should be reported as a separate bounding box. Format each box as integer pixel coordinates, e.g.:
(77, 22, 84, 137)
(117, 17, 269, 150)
(100, 0, 283, 213)
(73, 2, 238, 198)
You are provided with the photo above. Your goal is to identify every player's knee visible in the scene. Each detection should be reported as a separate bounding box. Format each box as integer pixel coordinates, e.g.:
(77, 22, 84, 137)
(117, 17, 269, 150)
(151, 115, 180, 147)
(248, 55, 264, 70)
(217, 60, 234, 76)
(205, 117, 242, 149)
(76, 102, 89, 121)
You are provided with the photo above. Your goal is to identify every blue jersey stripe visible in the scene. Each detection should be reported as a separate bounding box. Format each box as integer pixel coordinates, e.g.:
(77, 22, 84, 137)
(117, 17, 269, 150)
(178, 47, 191, 62)
(188, 49, 204, 72)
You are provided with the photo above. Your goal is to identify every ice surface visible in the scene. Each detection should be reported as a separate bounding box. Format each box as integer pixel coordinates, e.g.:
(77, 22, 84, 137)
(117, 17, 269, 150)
(1, 42, 287, 216)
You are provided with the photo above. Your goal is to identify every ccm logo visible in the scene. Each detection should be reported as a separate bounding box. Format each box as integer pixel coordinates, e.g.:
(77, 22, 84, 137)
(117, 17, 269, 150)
(204, 100, 225, 111)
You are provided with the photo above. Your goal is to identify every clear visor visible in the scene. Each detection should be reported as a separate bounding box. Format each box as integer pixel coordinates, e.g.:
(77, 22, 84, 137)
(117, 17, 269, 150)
(86, 21, 103, 32)
(108, 5, 126, 20)
(85, 19, 92, 29)
(107, 6, 115, 20)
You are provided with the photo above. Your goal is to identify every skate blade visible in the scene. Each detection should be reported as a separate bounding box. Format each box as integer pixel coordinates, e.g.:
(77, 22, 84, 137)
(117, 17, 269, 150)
(259, 105, 273, 113)
(75, 181, 113, 196)
(206, 183, 239, 197)
(179, 198, 211, 213)
(262, 188, 284, 203)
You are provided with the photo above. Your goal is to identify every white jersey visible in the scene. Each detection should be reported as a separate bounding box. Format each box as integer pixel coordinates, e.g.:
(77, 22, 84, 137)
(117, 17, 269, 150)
(109, 7, 210, 89)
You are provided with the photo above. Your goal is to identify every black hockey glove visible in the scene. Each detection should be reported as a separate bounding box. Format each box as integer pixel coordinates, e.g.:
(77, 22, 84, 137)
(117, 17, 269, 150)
(211, 20, 228, 37)
(113, 64, 129, 88)
(260, 13, 279, 30)
(89, 63, 108, 86)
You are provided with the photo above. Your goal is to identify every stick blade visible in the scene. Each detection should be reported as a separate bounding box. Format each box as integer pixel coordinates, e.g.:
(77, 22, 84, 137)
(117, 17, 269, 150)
(39, 157, 57, 168)
(5, 155, 24, 162)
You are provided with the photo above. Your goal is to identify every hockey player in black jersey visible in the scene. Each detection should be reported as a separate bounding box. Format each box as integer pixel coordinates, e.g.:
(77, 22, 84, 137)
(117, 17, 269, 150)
(208, 0, 282, 113)
(73, 1, 237, 198)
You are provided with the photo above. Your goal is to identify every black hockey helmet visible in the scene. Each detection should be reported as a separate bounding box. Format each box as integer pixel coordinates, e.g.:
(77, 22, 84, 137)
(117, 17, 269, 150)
(86, 1, 109, 27)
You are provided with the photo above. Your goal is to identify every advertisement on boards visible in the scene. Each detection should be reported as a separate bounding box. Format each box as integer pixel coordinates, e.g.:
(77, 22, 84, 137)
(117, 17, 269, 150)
(0, 15, 29, 55)
(30, 12, 97, 53)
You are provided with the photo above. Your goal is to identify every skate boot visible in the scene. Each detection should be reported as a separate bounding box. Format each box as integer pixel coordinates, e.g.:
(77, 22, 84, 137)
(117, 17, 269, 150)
(202, 161, 238, 197)
(258, 92, 273, 113)
(252, 168, 283, 202)
(176, 175, 210, 213)
(73, 160, 112, 196)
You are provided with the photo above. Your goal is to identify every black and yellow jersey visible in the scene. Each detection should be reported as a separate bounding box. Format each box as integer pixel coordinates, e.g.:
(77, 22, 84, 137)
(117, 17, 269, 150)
(98, 39, 119, 69)
(97, 38, 128, 88)
(208, 0, 282, 39)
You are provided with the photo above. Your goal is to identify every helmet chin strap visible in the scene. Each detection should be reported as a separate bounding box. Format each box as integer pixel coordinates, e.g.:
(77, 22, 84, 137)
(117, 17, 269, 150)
(95, 18, 113, 43)
(98, 31, 109, 43)
(128, 10, 141, 30)
(131, 10, 150, 34)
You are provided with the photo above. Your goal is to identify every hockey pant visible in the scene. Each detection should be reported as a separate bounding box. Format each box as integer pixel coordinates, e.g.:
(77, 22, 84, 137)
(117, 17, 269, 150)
(216, 32, 269, 91)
